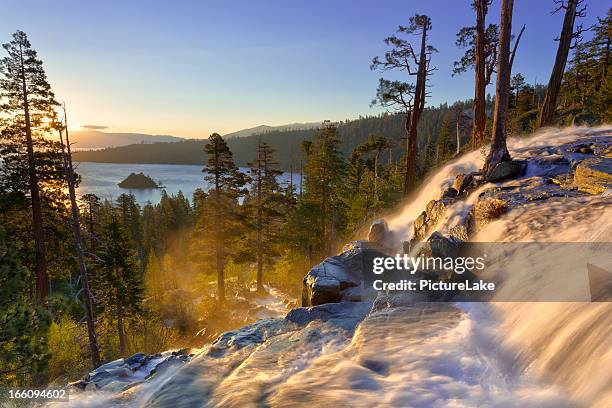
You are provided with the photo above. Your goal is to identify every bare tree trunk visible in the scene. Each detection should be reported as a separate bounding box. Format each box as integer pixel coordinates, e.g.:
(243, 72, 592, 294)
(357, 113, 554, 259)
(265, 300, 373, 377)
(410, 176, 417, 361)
(299, 160, 303, 198)
(18, 42, 47, 305)
(484, 0, 514, 174)
(509, 24, 526, 74)
(456, 116, 461, 155)
(403, 22, 428, 195)
(256, 147, 264, 292)
(473, 0, 489, 147)
(58, 108, 101, 368)
(374, 151, 379, 201)
(537, 0, 578, 128)
(117, 298, 126, 355)
(214, 152, 224, 301)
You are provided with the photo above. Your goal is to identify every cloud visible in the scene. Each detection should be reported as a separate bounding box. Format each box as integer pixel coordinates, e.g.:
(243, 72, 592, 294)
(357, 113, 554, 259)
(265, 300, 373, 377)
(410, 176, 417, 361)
(80, 124, 108, 131)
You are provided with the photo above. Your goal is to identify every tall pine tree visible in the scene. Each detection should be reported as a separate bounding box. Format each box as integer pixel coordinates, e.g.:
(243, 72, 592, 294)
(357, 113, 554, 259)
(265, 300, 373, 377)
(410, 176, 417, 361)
(199, 133, 248, 301)
(97, 217, 144, 355)
(0, 30, 59, 304)
(246, 140, 283, 291)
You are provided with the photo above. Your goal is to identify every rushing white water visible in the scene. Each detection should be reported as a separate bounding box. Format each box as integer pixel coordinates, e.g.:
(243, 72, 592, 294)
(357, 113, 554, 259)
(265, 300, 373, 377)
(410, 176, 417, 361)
(53, 125, 611, 408)
(386, 125, 612, 407)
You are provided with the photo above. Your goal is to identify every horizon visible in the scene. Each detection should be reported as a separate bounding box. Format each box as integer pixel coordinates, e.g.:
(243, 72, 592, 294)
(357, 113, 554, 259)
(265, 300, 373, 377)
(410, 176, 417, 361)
(2, 0, 609, 138)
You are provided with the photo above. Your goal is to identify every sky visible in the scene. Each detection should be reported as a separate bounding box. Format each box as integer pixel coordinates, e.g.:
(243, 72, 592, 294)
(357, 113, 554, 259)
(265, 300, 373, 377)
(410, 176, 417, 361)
(1, 0, 609, 138)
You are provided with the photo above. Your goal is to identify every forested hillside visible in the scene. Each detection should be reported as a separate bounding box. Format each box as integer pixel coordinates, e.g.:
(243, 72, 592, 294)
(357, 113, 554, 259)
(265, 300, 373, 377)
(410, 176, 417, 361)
(73, 103, 474, 172)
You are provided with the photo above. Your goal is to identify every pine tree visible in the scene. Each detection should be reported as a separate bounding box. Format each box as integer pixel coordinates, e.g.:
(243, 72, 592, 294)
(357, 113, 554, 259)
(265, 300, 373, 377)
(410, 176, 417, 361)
(97, 217, 144, 355)
(454, 1, 498, 147)
(246, 140, 284, 291)
(116, 193, 144, 270)
(435, 114, 455, 163)
(301, 122, 346, 255)
(0, 228, 50, 385)
(371, 15, 437, 195)
(200, 133, 248, 301)
(354, 135, 393, 203)
(0, 30, 59, 304)
(560, 8, 612, 123)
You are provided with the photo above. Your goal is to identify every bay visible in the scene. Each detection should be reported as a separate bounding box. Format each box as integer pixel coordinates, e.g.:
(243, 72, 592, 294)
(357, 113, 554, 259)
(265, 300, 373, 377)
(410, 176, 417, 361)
(75, 162, 299, 206)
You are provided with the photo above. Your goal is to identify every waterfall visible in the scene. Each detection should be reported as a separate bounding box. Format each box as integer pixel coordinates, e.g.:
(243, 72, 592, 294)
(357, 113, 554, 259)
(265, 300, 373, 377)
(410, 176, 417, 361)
(384, 124, 612, 407)
(50, 125, 611, 408)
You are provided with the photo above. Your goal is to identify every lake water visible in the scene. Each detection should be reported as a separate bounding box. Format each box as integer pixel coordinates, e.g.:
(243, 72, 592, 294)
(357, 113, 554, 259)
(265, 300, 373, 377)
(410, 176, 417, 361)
(75, 162, 300, 206)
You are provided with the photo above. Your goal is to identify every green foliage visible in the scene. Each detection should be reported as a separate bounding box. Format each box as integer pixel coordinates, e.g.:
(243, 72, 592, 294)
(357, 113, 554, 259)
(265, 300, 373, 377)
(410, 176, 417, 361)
(0, 229, 50, 386)
(299, 123, 346, 255)
(435, 113, 455, 162)
(96, 216, 145, 352)
(453, 23, 499, 83)
(559, 8, 611, 123)
(47, 316, 89, 382)
(191, 133, 248, 299)
(241, 141, 286, 287)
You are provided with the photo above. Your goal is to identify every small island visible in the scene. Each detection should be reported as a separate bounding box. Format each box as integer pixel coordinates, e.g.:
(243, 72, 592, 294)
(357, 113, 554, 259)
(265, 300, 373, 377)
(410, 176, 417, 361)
(118, 172, 162, 189)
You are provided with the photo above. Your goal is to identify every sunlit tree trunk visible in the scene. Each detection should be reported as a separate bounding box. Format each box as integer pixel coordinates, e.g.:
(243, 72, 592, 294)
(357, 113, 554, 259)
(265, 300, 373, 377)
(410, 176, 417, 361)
(58, 118, 101, 368)
(473, 0, 489, 147)
(484, 0, 513, 173)
(537, 0, 578, 128)
(404, 22, 428, 195)
(18, 42, 48, 304)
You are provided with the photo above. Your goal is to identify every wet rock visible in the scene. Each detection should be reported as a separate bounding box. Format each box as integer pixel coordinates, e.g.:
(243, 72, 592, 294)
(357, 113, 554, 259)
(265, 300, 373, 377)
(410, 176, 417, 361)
(84, 382, 98, 392)
(573, 157, 612, 194)
(124, 352, 147, 370)
(145, 356, 185, 381)
(286, 301, 372, 331)
(486, 160, 527, 182)
(426, 232, 462, 260)
(569, 143, 595, 155)
(68, 379, 88, 391)
(442, 187, 458, 198)
(413, 199, 450, 241)
(452, 173, 474, 195)
(210, 318, 287, 353)
(302, 243, 387, 306)
(448, 224, 470, 241)
(474, 198, 508, 229)
(75, 351, 193, 392)
(367, 219, 388, 244)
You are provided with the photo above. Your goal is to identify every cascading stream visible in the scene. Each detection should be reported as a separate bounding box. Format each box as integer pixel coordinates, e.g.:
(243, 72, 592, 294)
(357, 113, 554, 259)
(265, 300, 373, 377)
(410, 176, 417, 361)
(52, 125, 611, 408)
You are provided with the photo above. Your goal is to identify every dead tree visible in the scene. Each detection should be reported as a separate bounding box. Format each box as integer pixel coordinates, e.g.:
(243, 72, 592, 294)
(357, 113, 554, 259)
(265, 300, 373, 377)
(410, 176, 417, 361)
(473, 0, 493, 147)
(484, 0, 514, 174)
(371, 14, 436, 195)
(537, 0, 587, 128)
(56, 105, 101, 369)
(454, 2, 499, 147)
(451, 104, 469, 155)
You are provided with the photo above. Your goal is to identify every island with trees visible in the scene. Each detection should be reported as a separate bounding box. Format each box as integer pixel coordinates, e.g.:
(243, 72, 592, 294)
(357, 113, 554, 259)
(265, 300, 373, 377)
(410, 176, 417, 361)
(117, 172, 162, 189)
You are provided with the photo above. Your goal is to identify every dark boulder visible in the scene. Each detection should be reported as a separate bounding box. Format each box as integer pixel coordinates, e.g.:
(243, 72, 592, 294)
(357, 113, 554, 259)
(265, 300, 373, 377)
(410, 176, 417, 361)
(367, 219, 389, 244)
(486, 160, 527, 182)
(302, 242, 387, 306)
(452, 173, 475, 195)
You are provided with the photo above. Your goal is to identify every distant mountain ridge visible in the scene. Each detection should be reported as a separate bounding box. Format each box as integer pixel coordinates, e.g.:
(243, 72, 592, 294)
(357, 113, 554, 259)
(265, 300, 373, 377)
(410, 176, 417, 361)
(70, 122, 322, 149)
(73, 104, 468, 171)
(71, 131, 185, 149)
(223, 122, 322, 139)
